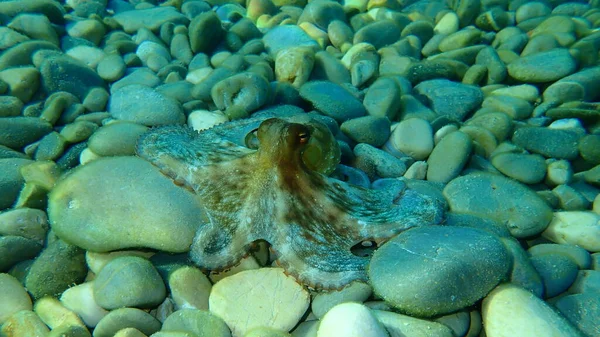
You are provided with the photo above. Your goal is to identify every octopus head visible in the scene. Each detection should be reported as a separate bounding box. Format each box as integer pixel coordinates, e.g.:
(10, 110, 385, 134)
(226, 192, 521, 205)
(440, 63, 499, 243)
(256, 117, 341, 175)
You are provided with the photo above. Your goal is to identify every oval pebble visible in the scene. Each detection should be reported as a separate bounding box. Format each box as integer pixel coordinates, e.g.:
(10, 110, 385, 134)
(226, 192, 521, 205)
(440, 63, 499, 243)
(528, 243, 591, 270)
(109, 84, 185, 126)
(490, 152, 546, 184)
(209, 268, 309, 336)
(168, 266, 212, 311)
(482, 284, 583, 337)
(512, 127, 580, 160)
(530, 254, 578, 298)
(389, 118, 433, 160)
(93, 256, 166, 310)
(48, 156, 204, 253)
(93, 308, 161, 337)
(300, 80, 366, 123)
(426, 131, 472, 183)
(0, 273, 32, 324)
(211, 72, 270, 114)
(340, 116, 390, 147)
(87, 122, 148, 157)
(507, 48, 576, 83)
(60, 282, 108, 328)
(161, 309, 231, 337)
(444, 172, 553, 238)
(311, 282, 372, 319)
(317, 302, 388, 337)
(368, 226, 511, 317)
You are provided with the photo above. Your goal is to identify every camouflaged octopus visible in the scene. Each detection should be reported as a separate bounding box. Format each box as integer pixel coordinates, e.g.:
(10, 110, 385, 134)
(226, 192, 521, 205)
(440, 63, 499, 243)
(137, 111, 444, 289)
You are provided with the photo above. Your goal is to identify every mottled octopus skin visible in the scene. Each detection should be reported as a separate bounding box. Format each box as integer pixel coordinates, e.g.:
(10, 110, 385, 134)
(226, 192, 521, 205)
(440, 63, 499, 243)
(137, 113, 444, 289)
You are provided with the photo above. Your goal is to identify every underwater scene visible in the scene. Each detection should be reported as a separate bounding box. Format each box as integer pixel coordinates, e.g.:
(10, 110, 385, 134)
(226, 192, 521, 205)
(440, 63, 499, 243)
(0, 0, 599, 336)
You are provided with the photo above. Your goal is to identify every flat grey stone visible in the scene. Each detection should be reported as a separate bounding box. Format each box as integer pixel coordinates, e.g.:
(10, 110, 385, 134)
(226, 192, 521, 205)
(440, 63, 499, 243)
(414, 79, 483, 121)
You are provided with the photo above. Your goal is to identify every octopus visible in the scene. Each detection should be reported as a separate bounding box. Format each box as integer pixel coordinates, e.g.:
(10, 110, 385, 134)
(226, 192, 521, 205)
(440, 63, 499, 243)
(136, 111, 444, 289)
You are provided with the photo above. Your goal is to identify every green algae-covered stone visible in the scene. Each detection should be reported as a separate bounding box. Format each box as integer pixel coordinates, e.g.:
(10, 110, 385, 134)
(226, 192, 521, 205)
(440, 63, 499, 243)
(48, 156, 204, 253)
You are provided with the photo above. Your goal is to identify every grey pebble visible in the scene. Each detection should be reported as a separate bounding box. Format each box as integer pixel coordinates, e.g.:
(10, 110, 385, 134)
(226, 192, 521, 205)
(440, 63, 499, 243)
(161, 309, 231, 336)
(352, 143, 406, 180)
(88, 122, 148, 157)
(512, 127, 580, 160)
(300, 80, 366, 123)
(94, 256, 166, 310)
(501, 237, 544, 297)
(111, 68, 161, 93)
(211, 72, 270, 114)
(363, 77, 402, 120)
(263, 25, 319, 57)
(109, 84, 185, 126)
(96, 54, 126, 82)
(481, 95, 532, 120)
(0, 95, 23, 117)
(555, 293, 600, 337)
(0, 117, 52, 150)
(0, 158, 32, 210)
(340, 116, 390, 147)
(507, 48, 576, 83)
(552, 184, 590, 211)
(59, 121, 99, 144)
(39, 52, 105, 101)
(530, 254, 578, 298)
(113, 6, 189, 34)
(491, 152, 546, 184)
(443, 172, 553, 238)
(528, 243, 591, 270)
(93, 308, 161, 337)
(34, 131, 66, 161)
(0, 235, 42, 272)
(369, 226, 511, 317)
(414, 79, 483, 121)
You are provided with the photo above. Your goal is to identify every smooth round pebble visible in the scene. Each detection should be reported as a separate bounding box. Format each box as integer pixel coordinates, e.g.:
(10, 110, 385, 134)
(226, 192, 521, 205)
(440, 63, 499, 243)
(482, 284, 583, 337)
(542, 211, 600, 252)
(507, 48, 576, 83)
(413, 79, 483, 121)
(0, 236, 42, 272)
(0, 207, 48, 242)
(48, 156, 204, 253)
(528, 243, 591, 270)
(444, 172, 553, 238)
(211, 72, 270, 114)
(87, 122, 148, 156)
(300, 80, 366, 123)
(24, 239, 87, 300)
(311, 282, 372, 319)
(109, 84, 185, 126)
(555, 293, 600, 337)
(340, 116, 390, 147)
(530, 254, 579, 298)
(60, 282, 109, 328)
(353, 143, 407, 180)
(93, 256, 166, 310)
(209, 268, 309, 336)
(161, 309, 231, 337)
(245, 327, 291, 337)
(389, 118, 433, 160)
(317, 302, 388, 337)
(0, 310, 49, 336)
(93, 308, 161, 337)
(427, 131, 472, 183)
(368, 226, 511, 317)
(373, 310, 454, 337)
(491, 152, 546, 184)
(168, 266, 212, 311)
(0, 273, 32, 324)
(512, 127, 580, 160)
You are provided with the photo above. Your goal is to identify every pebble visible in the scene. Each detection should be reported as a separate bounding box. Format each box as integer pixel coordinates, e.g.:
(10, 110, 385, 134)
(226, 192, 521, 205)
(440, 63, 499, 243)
(311, 282, 372, 319)
(33, 296, 86, 331)
(0, 310, 49, 337)
(35, 131, 66, 161)
(340, 116, 390, 147)
(426, 131, 472, 183)
(188, 110, 229, 131)
(93, 308, 161, 337)
(109, 84, 185, 126)
(0, 273, 32, 324)
(211, 72, 270, 114)
(317, 302, 388, 337)
(579, 134, 600, 165)
(245, 327, 291, 337)
(530, 254, 579, 298)
(512, 127, 580, 160)
(507, 48, 576, 83)
(482, 284, 583, 337)
(352, 143, 406, 180)
(0, 158, 31, 210)
(209, 268, 309, 336)
(0, 207, 48, 242)
(189, 12, 225, 54)
(0, 235, 41, 272)
(168, 266, 212, 311)
(362, 77, 402, 119)
(373, 310, 454, 337)
(444, 172, 553, 238)
(48, 156, 204, 253)
(299, 80, 366, 123)
(66, 45, 106, 69)
(569, 270, 600, 294)
(161, 309, 231, 337)
(413, 79, 483, 121)
(353, 19, 401, 49)
(275, 47, 314, 88)
(263, 25, 319, 57)
(553, 184, 590, 211)
(0, 95, 23, 117)
(388, 118, 433, 160)
(60, 282, 108, 328)
(24, 239, 87, 300)
(0, 66, 41, 103)
(491, 152, 546, 184)
(498, 238, 543, 298)
(93, 256, 166, 310)
(529, 243, 591, 270)
(542, 211, 600, 252)
(546, 159, 573, 186)
(8, 13, 59, 46)
(481, 95, 532, 120)
(97, 54, 126, 82)
(0, 117, 52, 150)
(38, 53, 105, 101)
(87, 122, 148, 157)
(555, 293, 600, 337)
(113, 6, 189, 34)
(369, 226, 510, 317)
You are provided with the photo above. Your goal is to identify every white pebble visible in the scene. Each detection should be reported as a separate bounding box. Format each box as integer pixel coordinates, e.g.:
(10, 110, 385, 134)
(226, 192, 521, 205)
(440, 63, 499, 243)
(542, 211, 600, 252)
(317, 302, 388, 337)
(188, 110, 229, 132)
(482, 284, 582, 337)
(0, 273, 32, 324)
(60, 282, 108, 327)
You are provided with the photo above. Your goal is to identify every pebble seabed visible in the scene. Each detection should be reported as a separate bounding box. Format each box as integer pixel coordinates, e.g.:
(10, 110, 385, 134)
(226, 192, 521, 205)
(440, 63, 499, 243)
(1, 0, 600, 336)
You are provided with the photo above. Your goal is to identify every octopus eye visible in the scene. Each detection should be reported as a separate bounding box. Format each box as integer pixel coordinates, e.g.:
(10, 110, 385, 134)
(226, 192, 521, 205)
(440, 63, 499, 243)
(244, 128, 260, 149)
(298, 131, 310, 144)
